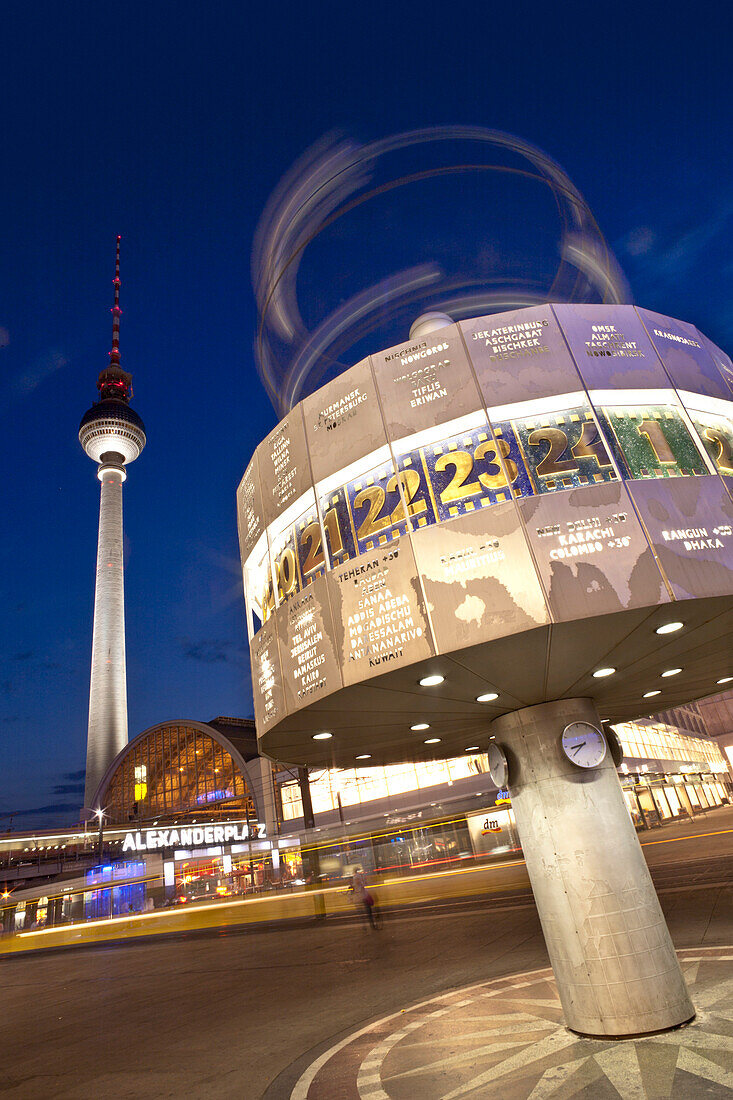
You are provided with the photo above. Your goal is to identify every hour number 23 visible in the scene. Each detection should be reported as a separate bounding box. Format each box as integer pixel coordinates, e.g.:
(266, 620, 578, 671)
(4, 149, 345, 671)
(434, 439, 518, 504)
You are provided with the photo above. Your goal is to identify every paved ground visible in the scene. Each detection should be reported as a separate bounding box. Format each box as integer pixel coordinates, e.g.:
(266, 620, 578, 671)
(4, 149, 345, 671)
(2, 814, 733, 1099)
(279, 949, 733, 1099)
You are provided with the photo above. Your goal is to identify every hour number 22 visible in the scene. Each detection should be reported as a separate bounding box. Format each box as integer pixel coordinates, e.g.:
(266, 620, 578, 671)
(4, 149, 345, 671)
(353, 469, 426, 541)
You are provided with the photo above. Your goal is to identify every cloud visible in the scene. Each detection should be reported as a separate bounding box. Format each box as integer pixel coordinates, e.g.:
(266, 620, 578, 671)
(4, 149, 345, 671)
(182, 638, 237, 664)
(619, 200, 733, 282)
(622, 226, 655, 257)
(63, 769, 86, 781)
(0, 327, 8, 349)
(10, 651, 34, 662)
(12, 349, 69, 397)
(52, 782, 86, 795)
(1, 803, 81, 818)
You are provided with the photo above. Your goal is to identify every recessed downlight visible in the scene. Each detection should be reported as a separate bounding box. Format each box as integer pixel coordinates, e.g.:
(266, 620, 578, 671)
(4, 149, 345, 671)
(661, 668, 682, 678)
(312, 731, 332, 740)
(593, 667, 616, 678)
(424, 737, 441, 744)
(476, 692, 499, 702)
(356, 754, 371, 760)
(465, 746, 479, 752)
(656, 621, 683, 635)
(419, 674, 444, 687)
(411, 723, 430, 731)
(717, 677, 733, 685)
(643, 690, 661, 698)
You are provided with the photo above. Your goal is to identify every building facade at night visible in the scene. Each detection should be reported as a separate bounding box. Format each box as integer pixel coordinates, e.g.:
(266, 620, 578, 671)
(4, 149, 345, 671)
(2, 709, 729, 934)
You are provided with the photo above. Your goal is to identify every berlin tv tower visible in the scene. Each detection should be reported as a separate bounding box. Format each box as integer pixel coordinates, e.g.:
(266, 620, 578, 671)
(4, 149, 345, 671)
(79, 238, 146, 811)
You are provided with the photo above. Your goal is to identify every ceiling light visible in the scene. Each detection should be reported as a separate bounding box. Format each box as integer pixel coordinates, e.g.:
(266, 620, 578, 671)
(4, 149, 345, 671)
(312, 732, 332, 740)
(643, 690, 661, 698)
(717, 677, 733, 685)
(419, 674, 444, 687)
(661, 668, 682, 678)
(476, 692, 499, 702)
(356, 754, 371, 760)
(465, 746, 479, 752)
(656, 622, 683, 635)
(411, 723, 430, 731)
(424, 738, 441, 744)
(593, 667, 615, 678)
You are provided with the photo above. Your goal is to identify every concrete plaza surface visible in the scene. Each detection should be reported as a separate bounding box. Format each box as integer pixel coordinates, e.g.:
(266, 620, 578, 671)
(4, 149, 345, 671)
(2, 813, 733, 1099)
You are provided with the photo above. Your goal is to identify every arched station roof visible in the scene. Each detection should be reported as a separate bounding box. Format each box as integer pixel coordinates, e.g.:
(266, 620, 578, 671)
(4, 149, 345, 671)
(92, 718, 262, 826)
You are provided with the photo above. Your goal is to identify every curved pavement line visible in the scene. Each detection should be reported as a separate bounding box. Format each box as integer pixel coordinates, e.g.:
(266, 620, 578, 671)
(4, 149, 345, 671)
(289, 948, 733, 1100)
(288, 971, 526, 1100)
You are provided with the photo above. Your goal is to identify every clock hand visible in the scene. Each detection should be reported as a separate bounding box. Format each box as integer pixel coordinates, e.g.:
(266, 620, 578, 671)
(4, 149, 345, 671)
(571, 742, 586, 755)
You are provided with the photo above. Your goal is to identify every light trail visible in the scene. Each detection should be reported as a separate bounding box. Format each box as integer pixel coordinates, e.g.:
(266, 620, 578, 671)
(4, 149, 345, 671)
(3, 825, 729, 956)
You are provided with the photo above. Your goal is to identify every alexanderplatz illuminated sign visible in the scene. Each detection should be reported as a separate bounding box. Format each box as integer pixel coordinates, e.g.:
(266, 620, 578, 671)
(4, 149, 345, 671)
(121, 821, 267, 853)
(238, 304, 733, 1038)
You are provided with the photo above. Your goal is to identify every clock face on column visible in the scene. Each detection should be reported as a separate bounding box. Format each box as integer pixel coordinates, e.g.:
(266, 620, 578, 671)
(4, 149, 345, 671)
(561, 722, 607, 769)
(487, 742, 509, 787)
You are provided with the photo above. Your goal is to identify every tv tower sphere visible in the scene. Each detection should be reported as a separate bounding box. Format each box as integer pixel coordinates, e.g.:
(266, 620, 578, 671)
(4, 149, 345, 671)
(79, 237, 145, 812)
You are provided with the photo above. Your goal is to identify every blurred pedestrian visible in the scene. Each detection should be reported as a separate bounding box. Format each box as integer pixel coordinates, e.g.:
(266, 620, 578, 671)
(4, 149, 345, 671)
(351, 867, 379, 930)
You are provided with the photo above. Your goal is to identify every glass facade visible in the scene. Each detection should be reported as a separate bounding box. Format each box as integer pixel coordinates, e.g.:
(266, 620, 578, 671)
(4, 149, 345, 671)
(102, 724, 257, 825)
(611, 718, 731, 828)
(279, 752, 491, 821)
(271, 722, 732, 845)
(614, 720, 728, 770)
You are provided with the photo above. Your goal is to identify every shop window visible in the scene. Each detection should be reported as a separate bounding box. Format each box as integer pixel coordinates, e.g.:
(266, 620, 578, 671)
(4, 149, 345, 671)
(663, 786, 682, 816)
(623, 789, 643, 828)
(685, 784, 701, 808)
(652, 788, 673, 820)
(703, 784, 721, 806)
(637, 788, 660, 827)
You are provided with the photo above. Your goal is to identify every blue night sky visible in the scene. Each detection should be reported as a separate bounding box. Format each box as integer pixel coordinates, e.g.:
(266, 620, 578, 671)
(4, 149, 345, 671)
(1, 5, 731, 826)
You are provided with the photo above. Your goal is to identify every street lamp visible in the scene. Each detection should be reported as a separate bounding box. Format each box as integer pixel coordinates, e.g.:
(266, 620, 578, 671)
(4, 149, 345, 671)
(93, 807, 106, 863)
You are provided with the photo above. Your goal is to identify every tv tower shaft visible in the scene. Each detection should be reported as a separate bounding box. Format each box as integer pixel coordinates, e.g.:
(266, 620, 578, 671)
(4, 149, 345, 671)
(85, 461, 128, 808)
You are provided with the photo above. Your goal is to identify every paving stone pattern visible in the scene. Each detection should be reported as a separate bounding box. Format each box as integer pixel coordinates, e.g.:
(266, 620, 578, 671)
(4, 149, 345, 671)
(291, 948, 733, 1100)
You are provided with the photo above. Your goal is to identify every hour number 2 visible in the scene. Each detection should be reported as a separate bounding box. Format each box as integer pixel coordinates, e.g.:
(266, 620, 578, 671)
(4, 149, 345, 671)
(703, 427, 733, 473)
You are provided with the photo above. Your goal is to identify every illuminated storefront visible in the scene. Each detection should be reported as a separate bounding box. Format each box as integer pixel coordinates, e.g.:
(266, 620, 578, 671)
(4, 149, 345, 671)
(275, 723, 729, 833)
(615, 718, 730, 827)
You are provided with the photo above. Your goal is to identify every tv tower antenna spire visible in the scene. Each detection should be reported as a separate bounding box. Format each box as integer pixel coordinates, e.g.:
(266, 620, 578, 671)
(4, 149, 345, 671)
(110, 234, 121, 367)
